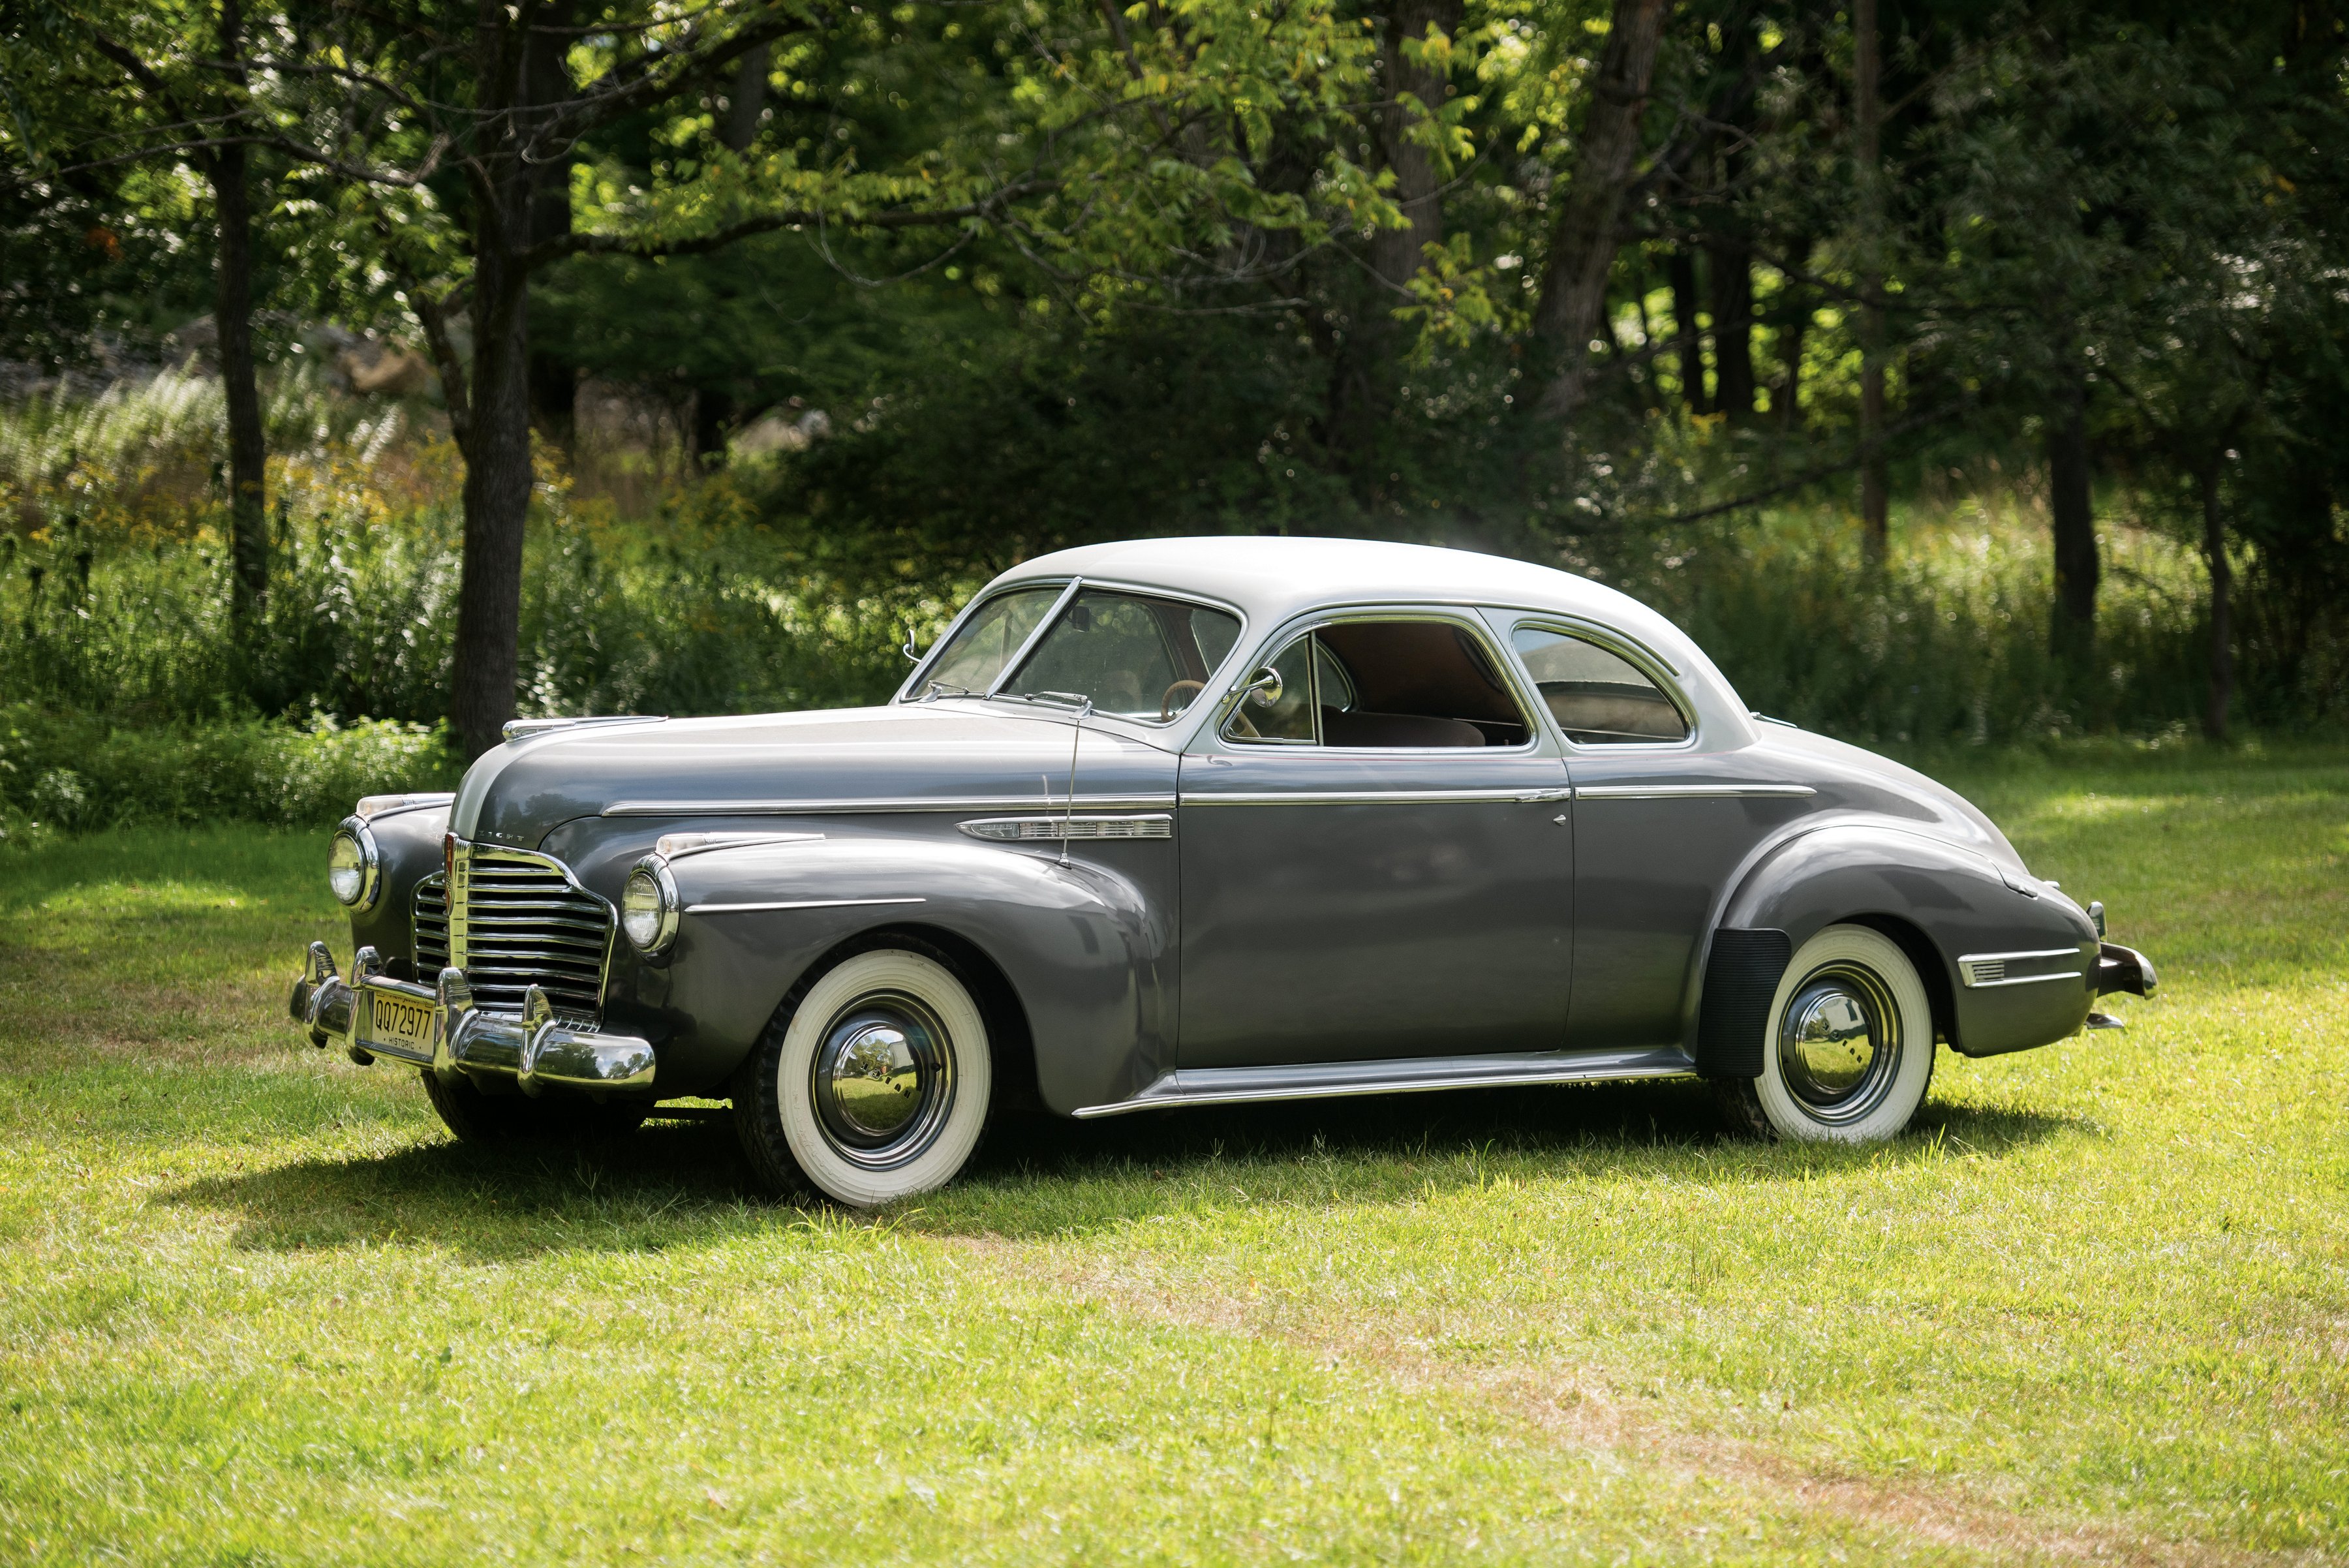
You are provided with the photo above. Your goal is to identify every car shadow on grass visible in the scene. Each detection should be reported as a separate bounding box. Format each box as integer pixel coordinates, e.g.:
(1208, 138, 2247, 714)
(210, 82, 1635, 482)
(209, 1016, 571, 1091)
(166, 1078, 2089, 1256)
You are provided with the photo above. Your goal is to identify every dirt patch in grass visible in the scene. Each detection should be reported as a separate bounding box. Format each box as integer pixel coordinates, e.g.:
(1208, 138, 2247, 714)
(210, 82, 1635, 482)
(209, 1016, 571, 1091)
(960, 1238, 2314, 1568)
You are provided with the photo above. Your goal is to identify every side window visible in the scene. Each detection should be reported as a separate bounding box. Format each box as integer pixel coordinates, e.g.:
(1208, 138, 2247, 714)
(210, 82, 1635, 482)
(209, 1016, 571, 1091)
(1224, 620, 1531, 748)
(1223, 636, 1317, 743)
(1512, 626, 1690, 744)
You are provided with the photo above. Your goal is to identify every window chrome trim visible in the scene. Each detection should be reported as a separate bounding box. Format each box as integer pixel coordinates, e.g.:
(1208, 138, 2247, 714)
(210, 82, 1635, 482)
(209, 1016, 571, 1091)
(1507, 615, 1702, 754)
(1216, 609, 1546, 756)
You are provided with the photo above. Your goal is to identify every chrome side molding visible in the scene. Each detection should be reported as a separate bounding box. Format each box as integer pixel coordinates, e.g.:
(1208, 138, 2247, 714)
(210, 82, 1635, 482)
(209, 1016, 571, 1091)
(1073, 1045, 1697, 1118)
(1958, 946, 2087, 989)
(1573, 783, 1817, 800)
(604, 794, 1176, 817)
(960, 814, 1173, 842)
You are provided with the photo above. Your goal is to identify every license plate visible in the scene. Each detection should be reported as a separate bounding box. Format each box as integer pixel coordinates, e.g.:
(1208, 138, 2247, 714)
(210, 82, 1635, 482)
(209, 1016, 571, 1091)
(369, 992, 438, 1055)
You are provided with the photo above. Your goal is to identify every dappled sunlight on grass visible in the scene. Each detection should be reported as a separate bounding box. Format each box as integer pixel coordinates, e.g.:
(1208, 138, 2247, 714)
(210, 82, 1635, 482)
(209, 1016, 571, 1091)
(1, 750, 2344, 1561)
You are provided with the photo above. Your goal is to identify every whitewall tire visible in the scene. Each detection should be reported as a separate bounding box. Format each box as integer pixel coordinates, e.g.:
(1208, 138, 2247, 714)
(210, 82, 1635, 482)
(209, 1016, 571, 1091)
(733, 943, 994, 1207)
(1721, 923, 1936, 1144)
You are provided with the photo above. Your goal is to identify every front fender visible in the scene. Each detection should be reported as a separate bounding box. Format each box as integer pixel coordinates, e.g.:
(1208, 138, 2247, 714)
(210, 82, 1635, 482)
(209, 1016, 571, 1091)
(634, 836, 1170, 1110)
(1713, 823, 2098, 1058)
(347, 805, 452, 974)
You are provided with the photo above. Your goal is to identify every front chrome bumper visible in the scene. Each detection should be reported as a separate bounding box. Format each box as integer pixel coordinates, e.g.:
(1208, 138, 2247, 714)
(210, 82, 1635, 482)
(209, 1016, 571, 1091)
(289, 942, 656, 1096)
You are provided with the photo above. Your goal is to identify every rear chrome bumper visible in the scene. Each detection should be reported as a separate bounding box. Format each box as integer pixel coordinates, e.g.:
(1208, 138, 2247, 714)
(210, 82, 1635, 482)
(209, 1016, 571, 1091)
(2093, 941, 2158, 999)
(289, 941, 656, 1096)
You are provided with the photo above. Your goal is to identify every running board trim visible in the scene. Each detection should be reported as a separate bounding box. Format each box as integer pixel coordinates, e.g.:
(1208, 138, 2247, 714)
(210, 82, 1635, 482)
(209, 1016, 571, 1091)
(1071, 1045, 1697, 1119)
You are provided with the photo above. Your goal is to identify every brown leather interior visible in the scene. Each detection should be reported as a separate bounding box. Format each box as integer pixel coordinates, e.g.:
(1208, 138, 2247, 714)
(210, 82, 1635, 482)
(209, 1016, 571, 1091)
(1319, 708, 1488, 747)
(1315, 621, 1530, 746)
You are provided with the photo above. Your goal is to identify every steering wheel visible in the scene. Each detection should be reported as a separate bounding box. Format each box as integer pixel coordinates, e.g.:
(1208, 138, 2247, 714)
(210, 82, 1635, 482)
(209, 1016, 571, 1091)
(1158, 679, 1206, 721)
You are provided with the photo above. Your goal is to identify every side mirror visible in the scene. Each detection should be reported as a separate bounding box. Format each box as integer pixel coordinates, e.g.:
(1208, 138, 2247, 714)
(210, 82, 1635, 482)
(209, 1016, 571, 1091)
(899, 623, 923, 663)
(1242, 666, 1283, 709)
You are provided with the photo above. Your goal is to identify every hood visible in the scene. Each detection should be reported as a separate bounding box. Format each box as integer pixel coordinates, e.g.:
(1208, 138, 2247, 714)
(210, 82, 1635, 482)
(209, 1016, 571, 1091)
(451, 705, 1178, 848)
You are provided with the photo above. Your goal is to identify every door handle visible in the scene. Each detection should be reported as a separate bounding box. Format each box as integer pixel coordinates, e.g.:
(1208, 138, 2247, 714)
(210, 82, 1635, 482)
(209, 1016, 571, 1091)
(1514, 788, 1573, 803)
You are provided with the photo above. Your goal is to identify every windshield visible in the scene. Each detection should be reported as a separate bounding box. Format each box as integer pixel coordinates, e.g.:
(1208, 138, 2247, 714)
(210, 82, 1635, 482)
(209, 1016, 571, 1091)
(919, 587, 1061, 697)
(921, 584, 1240, 722)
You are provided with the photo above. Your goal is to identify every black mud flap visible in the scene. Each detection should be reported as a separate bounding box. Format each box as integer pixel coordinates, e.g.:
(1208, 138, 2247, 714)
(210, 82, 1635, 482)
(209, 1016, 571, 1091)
(1695, 929, 1794, 1079)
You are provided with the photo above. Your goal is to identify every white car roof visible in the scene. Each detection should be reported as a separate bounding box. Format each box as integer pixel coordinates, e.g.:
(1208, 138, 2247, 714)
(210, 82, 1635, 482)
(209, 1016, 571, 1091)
(996, 535, 1751, 737)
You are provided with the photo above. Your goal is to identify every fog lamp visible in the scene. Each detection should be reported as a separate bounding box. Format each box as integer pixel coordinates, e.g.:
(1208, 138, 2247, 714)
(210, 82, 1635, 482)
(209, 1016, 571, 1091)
(622, 857, 680, 956)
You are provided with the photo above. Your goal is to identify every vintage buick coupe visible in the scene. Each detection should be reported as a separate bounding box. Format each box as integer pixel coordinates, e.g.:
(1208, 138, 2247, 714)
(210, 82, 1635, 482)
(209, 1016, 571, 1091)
(291, 537, 2157, 1205)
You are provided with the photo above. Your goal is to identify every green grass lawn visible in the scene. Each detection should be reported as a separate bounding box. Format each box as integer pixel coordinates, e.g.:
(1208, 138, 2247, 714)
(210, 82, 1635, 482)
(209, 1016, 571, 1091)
(2, 746, 2344, 1565)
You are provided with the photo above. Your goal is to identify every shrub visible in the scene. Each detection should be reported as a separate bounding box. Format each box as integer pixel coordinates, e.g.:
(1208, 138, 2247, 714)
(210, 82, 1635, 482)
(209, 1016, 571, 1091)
(0, 705, 457, 842)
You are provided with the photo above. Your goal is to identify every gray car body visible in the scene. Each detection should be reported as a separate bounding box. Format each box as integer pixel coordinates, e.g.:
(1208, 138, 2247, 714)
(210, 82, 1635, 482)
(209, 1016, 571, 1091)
(343, 537, 2109, 1116)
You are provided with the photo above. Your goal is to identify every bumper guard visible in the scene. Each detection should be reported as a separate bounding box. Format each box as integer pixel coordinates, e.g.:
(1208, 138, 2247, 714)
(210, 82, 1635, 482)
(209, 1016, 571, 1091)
(2093, 941, 2158, 999)
(289, 942, 656, 1096)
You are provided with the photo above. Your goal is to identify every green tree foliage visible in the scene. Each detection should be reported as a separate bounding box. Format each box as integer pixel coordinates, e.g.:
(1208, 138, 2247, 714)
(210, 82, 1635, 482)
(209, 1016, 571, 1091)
(5, 0, 2348, 739)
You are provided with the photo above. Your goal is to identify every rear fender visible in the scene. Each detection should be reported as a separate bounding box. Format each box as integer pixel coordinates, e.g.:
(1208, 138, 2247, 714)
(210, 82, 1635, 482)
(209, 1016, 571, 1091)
(1712, 825, 2097, 1059)
(643, 837, 1169, 1109)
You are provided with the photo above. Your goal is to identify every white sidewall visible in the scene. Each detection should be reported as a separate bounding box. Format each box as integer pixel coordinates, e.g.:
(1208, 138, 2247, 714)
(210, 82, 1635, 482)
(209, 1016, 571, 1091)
(774, 950, 992, 1207)
(1753, 924, 1935, 1144)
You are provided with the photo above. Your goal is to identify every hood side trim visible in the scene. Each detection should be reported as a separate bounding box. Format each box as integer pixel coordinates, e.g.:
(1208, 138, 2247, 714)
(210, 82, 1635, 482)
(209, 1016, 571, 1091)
(604, 793, 1177, 818)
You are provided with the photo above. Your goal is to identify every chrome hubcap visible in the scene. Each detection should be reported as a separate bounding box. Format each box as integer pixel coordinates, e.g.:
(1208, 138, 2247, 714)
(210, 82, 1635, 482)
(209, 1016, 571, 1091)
(1777, 962, 1901, 1124)
(809, 993, 955, 1168)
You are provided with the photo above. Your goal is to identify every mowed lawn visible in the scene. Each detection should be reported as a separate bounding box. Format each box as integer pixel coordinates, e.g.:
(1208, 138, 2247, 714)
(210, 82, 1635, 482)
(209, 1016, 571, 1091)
(1, 747, 2344, 1566)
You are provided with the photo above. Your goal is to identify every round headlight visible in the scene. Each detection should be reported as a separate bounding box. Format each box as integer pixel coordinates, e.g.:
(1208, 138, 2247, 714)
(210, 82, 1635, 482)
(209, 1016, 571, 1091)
(328, 820, 380, 908)
(622, 857, 679, 956)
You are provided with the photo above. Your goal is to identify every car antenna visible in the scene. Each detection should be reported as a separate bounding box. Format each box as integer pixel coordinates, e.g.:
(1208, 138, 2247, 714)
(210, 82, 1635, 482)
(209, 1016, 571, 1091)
(1061, 696, 1092, 864)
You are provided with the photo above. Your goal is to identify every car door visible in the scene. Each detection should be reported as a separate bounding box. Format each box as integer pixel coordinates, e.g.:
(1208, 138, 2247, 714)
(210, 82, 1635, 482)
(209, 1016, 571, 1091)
(1505, 618, 1813, 1051)
(1176, 611, 1575, 1068)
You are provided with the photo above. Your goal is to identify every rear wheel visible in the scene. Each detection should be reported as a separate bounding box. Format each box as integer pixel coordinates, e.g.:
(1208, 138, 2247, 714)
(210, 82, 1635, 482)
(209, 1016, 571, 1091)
(420, 1070, 648, 1144)
(1717, 924, 1935, 1144)
(732, 942, 994, 1207)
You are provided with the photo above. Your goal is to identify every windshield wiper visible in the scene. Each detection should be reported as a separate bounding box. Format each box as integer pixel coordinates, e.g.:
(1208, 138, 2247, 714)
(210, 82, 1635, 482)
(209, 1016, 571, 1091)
(1000, 690, 1096, 713)
(917, 680, 979, 702)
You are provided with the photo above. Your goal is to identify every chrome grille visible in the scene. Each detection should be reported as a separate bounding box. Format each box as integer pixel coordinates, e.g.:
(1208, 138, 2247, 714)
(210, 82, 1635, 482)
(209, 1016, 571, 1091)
(412, 874, 449, 974)
(447, 846, 614, 1017)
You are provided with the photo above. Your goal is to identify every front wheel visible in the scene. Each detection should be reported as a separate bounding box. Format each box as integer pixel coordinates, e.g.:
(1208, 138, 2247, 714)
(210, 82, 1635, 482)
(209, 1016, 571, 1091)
(1716, 923, 1936, 1144)
(732, 943, 994, 1207)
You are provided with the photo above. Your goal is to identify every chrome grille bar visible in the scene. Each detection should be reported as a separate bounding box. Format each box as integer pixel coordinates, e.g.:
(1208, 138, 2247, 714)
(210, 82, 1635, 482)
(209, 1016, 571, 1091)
(413, 875, 449, 974)
(444, 844, 615, 1017)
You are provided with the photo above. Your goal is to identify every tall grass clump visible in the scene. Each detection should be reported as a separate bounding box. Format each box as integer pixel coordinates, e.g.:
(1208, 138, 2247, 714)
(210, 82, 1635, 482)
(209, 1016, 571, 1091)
(1610, 495, 2213, 746)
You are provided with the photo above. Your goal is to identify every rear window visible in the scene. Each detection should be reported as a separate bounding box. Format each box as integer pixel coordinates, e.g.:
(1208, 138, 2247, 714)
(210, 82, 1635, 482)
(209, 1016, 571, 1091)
(1512, 626, 1689, 744)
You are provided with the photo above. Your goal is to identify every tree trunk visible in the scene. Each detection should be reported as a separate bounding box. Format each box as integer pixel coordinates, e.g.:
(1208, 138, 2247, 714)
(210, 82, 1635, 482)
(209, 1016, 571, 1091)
(1705, 238, 1754, 420)
(1666, 245, 1707, 412)
(2200, 458, 2232, 741)
(1370, 0, 1460, 288)
(694, 388, 736, 469)
(2047, 369, 2098, 663)
(448, 5, 541, 761)
(525, 2, 576, 447)
(1854, 0, 1888, 561)
(213, 0, 268, 664)
(1528, 0, 1674, 422)
(723, 44, 771, 153)
(1775, 236, 1814, 429)
(452, 252, 534, 761)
